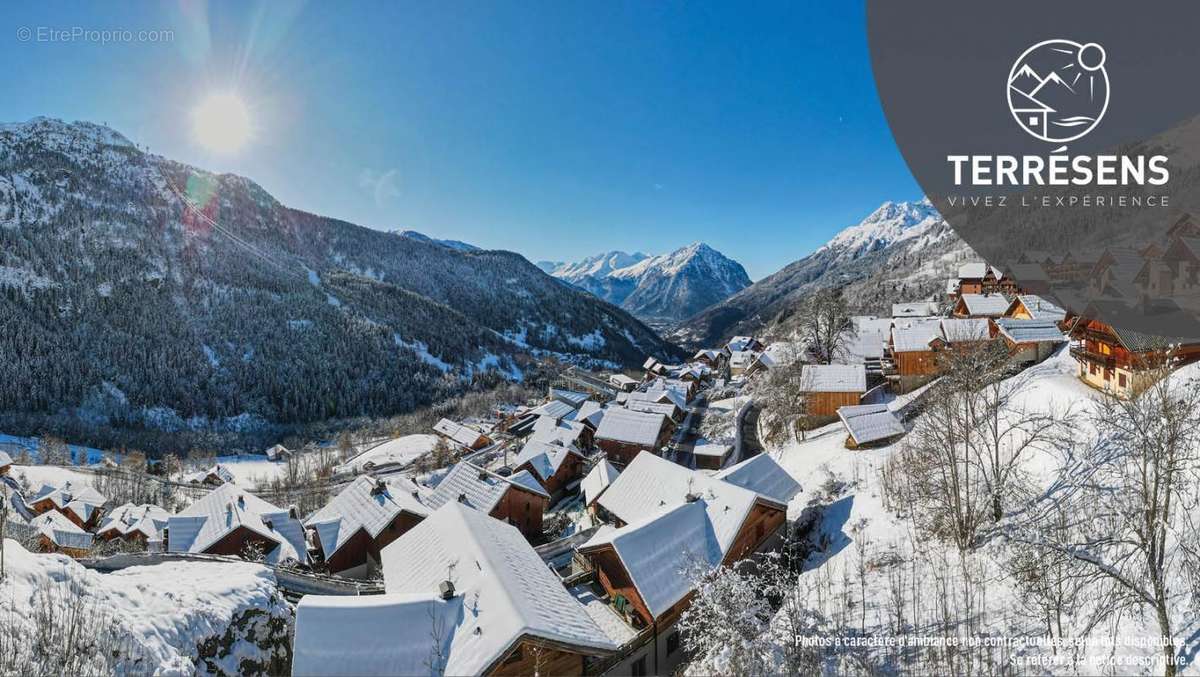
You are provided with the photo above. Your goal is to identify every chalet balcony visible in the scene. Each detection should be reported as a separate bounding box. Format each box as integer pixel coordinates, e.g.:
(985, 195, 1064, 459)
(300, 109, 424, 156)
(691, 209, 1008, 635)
(1073, 327, 1119, 345)
(1070, 345, 1115, 368)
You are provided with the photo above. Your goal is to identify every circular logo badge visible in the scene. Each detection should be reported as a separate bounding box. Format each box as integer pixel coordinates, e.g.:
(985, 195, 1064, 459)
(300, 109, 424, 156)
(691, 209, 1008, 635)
(1007, 39, 1109, 145)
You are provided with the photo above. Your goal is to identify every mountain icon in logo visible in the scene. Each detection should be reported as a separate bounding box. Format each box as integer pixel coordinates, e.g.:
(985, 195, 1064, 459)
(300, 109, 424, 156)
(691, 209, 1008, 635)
(1007, 39, 1109, 144)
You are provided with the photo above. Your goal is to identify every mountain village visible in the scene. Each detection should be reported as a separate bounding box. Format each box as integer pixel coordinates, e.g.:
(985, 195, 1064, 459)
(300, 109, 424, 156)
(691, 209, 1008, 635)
(5, 214, 1200, 674)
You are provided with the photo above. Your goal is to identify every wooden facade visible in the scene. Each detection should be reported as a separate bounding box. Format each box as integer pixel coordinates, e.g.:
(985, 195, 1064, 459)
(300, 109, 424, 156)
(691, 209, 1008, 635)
(1069, 317, 1200, 395)
(29, 499, 100, 531)
(488, 638, 601, 676)
(321, 511, 425, 575)
(488, 486, 548, 540)
(891, 348, 939, 376)
(803, 390, 862, 417)
(595, 422, 672, 467)
(516, 451, 584, 503)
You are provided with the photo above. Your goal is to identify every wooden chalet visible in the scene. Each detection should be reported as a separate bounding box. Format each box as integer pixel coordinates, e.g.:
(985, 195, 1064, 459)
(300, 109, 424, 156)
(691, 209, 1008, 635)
(425, 461, 550, 540)
(433, 418, 492, 451)
(1004, 294, 1068, 325)
(952, 293, 1010, 319)
(690, 349, 721, 368)
(992, 318, 1066, 366)
(166, 483, 310, 565)
(27, 482, 107, 530)
(956, 262, 1015, 296)
(593, 407, 672, 466)
(608, 373, 640, 392)
(581, 460, 619, 513)
(797, 364, 866, 417)
(886, 321, 944, 391)
(293, 503, 619, 677)
(512, 439, 587, 504)
(306, 476, 430, 577)
(691, 441, 732, 470)
(183, 463, 236, 486)
(1069, 304, 1200, 395)
(33, 510, 93, 557)
(96, 503, 171, 546)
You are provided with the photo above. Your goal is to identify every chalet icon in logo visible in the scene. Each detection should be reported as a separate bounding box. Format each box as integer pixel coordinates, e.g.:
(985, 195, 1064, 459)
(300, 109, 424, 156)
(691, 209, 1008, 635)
(1007, 39, 1109, 144)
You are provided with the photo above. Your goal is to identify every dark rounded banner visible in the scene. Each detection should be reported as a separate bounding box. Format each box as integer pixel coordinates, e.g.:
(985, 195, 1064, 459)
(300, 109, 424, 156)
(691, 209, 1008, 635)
(868, 1, 1200, 341)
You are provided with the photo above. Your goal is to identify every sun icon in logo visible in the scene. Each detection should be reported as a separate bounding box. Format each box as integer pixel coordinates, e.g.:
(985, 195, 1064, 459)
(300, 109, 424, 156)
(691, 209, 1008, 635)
(1007, 39, 1109, 145)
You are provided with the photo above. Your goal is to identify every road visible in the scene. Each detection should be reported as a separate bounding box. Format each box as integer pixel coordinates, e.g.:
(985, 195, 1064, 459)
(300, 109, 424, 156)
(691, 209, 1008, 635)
(666, 393, 709, 469)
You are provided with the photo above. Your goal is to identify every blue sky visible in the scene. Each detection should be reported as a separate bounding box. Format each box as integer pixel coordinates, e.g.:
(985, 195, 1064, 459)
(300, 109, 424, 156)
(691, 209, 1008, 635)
(1, 1, 920, 279)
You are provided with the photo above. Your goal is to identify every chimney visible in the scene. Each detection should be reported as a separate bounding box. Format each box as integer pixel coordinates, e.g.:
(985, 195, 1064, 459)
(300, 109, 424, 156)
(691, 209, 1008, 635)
(439, 580, 456, 600)
(370, 478, 387, 496)
(685, 492, 700, 503)
(478, 469, 489, 481)
(458, 493, 468, 504)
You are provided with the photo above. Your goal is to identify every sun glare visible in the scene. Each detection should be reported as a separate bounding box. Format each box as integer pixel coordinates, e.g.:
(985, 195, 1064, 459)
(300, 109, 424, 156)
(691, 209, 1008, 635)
(192, 93, 251, 153)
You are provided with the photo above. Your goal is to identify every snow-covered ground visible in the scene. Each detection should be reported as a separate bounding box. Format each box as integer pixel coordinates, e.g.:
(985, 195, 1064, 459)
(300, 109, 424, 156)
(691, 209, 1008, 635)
(0, 433, 107, 465)
(6, 464, 99, 491)
(0, 539, 291, 675)
(760, 348, 1200, 675)
(336, 434, 438, 474)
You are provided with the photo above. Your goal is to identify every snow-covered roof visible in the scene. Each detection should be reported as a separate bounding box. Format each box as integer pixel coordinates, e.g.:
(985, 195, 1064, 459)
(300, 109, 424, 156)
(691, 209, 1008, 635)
(798, 364, 866, 393)
(29, 481, 106, 524)
(891, 323, 943, 352)
(725, 336, 758, 353)
(642, 357, 659, 370)
(609, 374, 640, 387)
(337, 434, 438, 473)
(728, 350, 757, 368)
(594, 452, 773, 558)
(581, 500, 722, 619)
(167, 483, 308, 565)
(691, 349, 721, 361)
(97, 503, 172, 541)
(755, 342, 801, 370)
(433, 418, 487, 448)
(530, 416, 588, 447)
(845, 327, 889, 361)
(530, 399, 578, 421)
(629, 386, 688, 410)
(378, 503, 618, 674)
(958, 293, 1010, 317)
(182, 464, 235, 485)
(891, 301, 938, 318)
(0, 451, 12, 467)
(958, 261, 1001, 279)
(294, 593, 461, 677)
(582, 460, 619, 506)
(939, 318, 990, 343)
(691, 442, 732, 459)
(549, 388, 589, 408)
(714, 454, 802, 504)
(1010, 294, 1067, 322)
(594, 407, 668, 448)
(306, 476, 431, 562)
(35, 510, 93, 550)
(512, 439, 583, 483)
(837, 404, 906, 446)
(566, 400, 605, 428)
(426, 462, 548, 516)
(622, 399, 680, 420)
(995, 318, 1067, 345)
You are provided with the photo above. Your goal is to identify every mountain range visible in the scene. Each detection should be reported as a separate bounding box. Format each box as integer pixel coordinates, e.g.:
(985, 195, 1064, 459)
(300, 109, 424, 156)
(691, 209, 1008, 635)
(672, 199, 968, 347)
(546, 243, 751, 324)
(0, 118, 681, 449)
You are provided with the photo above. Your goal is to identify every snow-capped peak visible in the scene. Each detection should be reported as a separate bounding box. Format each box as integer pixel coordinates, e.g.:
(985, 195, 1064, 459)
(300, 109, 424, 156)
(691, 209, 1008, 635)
(551, 251, 648, 280)
(817, 198, 944, 261)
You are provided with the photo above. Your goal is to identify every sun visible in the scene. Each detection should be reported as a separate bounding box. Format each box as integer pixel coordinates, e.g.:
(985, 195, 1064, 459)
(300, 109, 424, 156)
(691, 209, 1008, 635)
(191, 93, 251, 153)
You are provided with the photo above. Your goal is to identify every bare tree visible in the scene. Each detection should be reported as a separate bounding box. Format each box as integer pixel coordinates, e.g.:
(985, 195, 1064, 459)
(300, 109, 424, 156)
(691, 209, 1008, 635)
(756, 359, 810, 445)
(38, 435, 70, 466)
(777, 287, 856, 364)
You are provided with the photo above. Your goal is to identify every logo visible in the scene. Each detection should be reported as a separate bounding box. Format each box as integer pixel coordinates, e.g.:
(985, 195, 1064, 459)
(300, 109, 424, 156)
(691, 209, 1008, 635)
(1007, 39, 1109, 144)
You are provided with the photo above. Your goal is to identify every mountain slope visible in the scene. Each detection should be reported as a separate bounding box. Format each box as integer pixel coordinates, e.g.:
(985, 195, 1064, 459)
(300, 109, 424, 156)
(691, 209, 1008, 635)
(551, 243, 751, 323)
(0, 117, 681, 447)
(394, 229, 479, 252)
(672, 200, 969, 347)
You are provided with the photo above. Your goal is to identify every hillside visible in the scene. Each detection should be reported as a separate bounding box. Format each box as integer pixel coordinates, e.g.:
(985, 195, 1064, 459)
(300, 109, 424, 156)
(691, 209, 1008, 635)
(672, 200, 972, 347)
(550, 243, 751, 324)
(0, 118, 681, 449)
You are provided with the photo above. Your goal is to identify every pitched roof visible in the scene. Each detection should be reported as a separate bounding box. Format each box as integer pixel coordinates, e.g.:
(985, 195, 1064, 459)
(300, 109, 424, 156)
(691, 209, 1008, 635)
(34, 510, 93, 550)
(566, 400, 605, 428)
(512, 439, 583, 483)
(166, 482, 307, 565)
(594, 452, 773, 558)
(1009, 294, 1067, 322)
(306, 476, 431, 561)
(692, 442, 732, 459)
(609, 374, 640, 386)
(622, 399, 681, 419)
(549, 388, 589, 408)
(725, 336, 757, 352)
(837, 404, 906, 446)
(642, 357, 659, 370)
(891, 322, 943, 352)
(581, 500, 723, 619)
(29, 481, 107, 524)
(97, 503, 172, 541)
(891, 301, 938, 318)
(958, 261, 989, 278)
(958, 293, 1010, 317)
(426, 462, 548, 516)
(380, 503, 618, 674)
(713, 454, 802, 504)
(433, 418, 487, 447)
(798, 364, 866, 393)
(939, 318, 990, 343)
(754, 342, 801, 370)
(994, 318, 1067, 344)
(530, 416, 588, 447)
(582, 460, 619, 506)
(530, 399, 577, 421)
(594, 408, 668, 448)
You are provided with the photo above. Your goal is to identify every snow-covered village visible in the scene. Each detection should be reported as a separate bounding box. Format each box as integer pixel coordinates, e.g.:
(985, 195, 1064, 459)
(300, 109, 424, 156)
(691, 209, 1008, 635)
(6, 3, 1200, 677)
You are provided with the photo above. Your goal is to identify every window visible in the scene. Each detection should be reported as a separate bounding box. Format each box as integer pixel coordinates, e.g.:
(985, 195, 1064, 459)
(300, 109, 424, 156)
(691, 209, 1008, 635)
(667, 632, 681, 656)
(631, 655, 647, 677)
(1119, 373, 1127, 388)
(1089, 363, 1097, 375)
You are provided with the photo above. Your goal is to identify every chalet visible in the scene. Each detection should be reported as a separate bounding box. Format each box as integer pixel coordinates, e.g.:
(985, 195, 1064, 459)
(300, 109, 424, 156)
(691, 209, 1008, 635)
(183, 463, 236, 486)
(512, 439, 586, 504)
(166, 483, 309, 565)
(1069, 302, 1200, 395)
(797, 364, 866, 417)
(691, 441, 733, 470)
(593, 408, 671, 466)
(549, 388, 590, 409)
(1004, 294, 1068, 324)
(642, 378, 695, 403)
(293, 503, 618, 677)
(1155, 236, 1200, 295)
(953, 293, 1010, 319)
(745, 341, 801, 377)
(724, 336, 763, 355)
(691, 349, 721, 368)
(28, 482, 107, 530)
(1005, 263, 1051, 295)
(728, 350, 757, 376)
(33, 510, 93, 557)
(713, 454, 802, 505)
(1089, 248, 1143, 299)
(264, 444, 291, 462)
(956, 262, 1010, 295)
(531, 415, 593, 449)
(581, 460, 619, 511)
(96, 503, 172, 546)
(622, 399, 684, 424)
(837, 404, 906, 449)
(433, 418, 492, 451)
(608, 374, 640, 392)
(936, 318, 990, 347)
(1019, 250, 1055, 266)
(579, 452, 796, 669)
(642, 357, 668, 377)
(426, 461, 550, 540)
(892, 301, 939, 319)
(306, 476, 430, 577)
(566, 400, 605, 429)
(887, 322, 943, 389)
(0, 451, 11, 475)
(993, 318, 1066, 365)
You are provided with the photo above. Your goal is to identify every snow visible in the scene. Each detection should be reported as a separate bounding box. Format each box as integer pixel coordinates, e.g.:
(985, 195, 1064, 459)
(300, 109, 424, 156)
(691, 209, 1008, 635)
(306, 476, 430, 562)
(798, 364, 866, 392)
(582, 460, 620, 506)
(337, 434, 438, 473)
(393, 334, 451, 373)
(0, 538, 289, 675)
(8, 464, 98, 490)
(167, 483, 308, 565)
(817, 199, 944, 262)
(594, 407, 668, 447)
(713, 454, 801, 505)
(0, 433, 107, 465)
